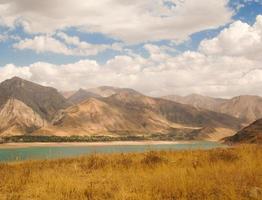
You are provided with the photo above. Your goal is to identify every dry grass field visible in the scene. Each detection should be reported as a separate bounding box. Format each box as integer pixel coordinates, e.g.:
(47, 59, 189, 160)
(0, 145, 261, 200)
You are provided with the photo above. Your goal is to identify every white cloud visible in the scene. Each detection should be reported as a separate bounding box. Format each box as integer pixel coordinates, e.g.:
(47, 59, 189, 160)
(1, 43, 262, 98)
(13, 35, 72, 55)
(13, 33, 123, 56)
(0, 0, 233, 43)
(199, 15, 262, 61)
(0, 34, 7, 42)
(1, 10, 262, 98)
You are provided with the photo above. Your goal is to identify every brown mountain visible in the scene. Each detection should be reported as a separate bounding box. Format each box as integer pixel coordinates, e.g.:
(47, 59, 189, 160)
(0, 77, 70, 121)
(162, 94, 262, 124)
(67, 89, 101, 104)
(224, 119, 262, 144)
(38, 90, 242, 140)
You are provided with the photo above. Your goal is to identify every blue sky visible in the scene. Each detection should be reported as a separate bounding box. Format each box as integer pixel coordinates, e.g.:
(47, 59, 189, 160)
(0, 0, 261, 97)
(0, 0, 260, 66)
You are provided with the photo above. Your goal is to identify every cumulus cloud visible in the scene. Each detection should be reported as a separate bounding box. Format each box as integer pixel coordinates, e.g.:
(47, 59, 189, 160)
(199, 15, 262, 61)
(0, 0, 233, 43)
(1, 4, 261, 98)
(13, 35, 72, 55)
(1, 43, 261, 98)
(13, 33, 123, 56)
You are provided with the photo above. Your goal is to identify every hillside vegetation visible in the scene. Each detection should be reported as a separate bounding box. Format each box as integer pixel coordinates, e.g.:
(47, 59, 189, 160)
(0, 145, 261, 200)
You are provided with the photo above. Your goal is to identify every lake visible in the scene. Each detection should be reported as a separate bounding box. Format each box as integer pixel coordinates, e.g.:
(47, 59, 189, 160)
(0, 141, 226, 162)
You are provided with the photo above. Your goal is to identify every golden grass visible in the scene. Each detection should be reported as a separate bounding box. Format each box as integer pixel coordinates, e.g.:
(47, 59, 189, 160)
(0, 145, 261, 200)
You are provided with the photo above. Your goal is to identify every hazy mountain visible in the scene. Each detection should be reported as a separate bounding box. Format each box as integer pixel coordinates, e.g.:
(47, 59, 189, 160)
(162, 94, 227, 111)
(67, 89, 101, 104)
(217, 95, 262, 124)
(60, 91, 76, 98)
(224, 118, 262, 144)
(0, 99, 45, 136)
(38, 90, 242, 140)
(0, 77, 70, 121)
(163, 94, 262, 124)
(87, 86, 136, 97)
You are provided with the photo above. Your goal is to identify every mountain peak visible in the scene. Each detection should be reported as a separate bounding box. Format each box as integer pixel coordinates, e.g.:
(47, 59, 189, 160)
(10, 76, 23, 80)
(3, 76, 26, 85)
(0, 77, 70, 121)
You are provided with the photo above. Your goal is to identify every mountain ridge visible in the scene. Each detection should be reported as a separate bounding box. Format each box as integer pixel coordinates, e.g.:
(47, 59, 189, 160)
(0, 77, 244, 140)
(0, 77, 70, 121)
(162, 94, 262, 124)
(36, 89, 243, 140)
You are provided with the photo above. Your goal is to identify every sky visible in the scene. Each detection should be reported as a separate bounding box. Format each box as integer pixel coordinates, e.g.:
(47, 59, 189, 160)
(0, 0, 262, 98)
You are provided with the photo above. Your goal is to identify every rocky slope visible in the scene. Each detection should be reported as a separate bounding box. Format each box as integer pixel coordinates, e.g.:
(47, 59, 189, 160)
(0, 99, 45, 136)
(224, 119, 262, 144)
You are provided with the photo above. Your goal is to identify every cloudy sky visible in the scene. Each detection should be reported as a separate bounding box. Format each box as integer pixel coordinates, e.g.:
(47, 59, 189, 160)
(0, 0, 261, 97)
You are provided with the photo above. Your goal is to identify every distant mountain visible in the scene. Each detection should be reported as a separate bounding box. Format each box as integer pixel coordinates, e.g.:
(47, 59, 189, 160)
(0, 99, 45, 136)
(38, 90, 242, 140)
(224, 119, 262, 144)
(60, 91, 76, 98)
(217, 95, 262, 124)
(162, 94, 227, 111)
(67, 89, 101, 104)
(0, 77, 70, 121)
(87, 86, 136, 97)
(162, 94, 262, 124)
(66, 86, 140, 104)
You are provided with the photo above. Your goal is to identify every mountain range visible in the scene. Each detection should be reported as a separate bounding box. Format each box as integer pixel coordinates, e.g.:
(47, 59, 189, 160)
(42, 89, 241, 139)
(0, 77, 261, 143)
(162, 94, 262, 124)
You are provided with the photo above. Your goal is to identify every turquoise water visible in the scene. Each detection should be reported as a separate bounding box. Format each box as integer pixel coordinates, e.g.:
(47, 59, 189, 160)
(0, 141, 225, 162)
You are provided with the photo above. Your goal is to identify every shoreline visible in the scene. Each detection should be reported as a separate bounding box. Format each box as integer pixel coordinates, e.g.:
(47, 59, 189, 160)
(0, 140, 198, 149)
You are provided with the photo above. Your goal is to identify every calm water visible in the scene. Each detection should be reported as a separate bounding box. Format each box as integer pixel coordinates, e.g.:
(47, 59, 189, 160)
(0, 141, 226, 162)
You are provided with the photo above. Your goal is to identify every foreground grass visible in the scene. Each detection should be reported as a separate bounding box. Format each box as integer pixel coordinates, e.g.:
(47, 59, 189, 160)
(0, 146, 261, 200)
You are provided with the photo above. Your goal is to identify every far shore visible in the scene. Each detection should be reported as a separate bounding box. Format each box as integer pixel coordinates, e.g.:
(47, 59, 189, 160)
(0, 140, 197, 149)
